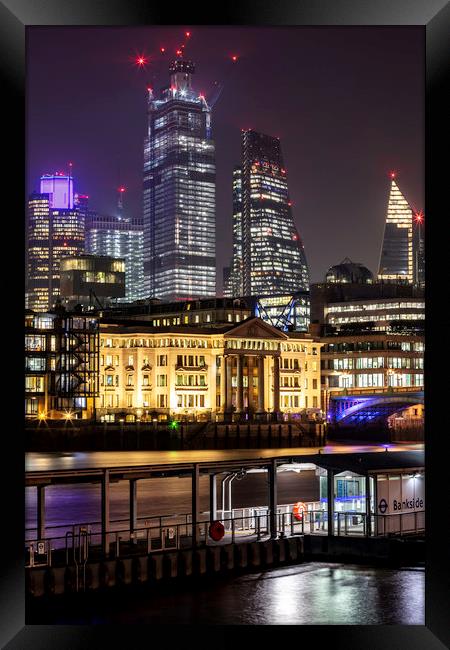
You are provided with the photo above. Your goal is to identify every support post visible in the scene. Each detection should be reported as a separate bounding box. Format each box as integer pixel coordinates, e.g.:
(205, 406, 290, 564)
(209, 473, 217, 521)
(37, 485, 46, 540)
(101, 469, 110, 555)
(269, 459, 278, 539)
(365, 475, 371, 537)
(129, 478, 137, 542)
(192, 464, 200, 547)
(327, 469, 334, 537)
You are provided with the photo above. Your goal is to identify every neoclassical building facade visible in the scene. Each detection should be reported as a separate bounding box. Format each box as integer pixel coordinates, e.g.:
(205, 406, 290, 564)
(97, 317, 322, 422)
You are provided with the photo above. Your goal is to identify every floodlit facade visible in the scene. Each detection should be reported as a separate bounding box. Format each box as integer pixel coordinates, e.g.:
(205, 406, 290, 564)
(143, 58, 216, 301)
(40, 173, 74, 209)
(86, 213, 145, 302)
(225, 129, 309, 297)
(378, 175, 424, 286)
(26, 193, 85, 310)
(97, 317, 322, 422)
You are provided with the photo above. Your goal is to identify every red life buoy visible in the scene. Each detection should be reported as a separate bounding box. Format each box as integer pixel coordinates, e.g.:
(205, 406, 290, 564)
(209, 520, 225, 541)
(293, 502, 307, 521)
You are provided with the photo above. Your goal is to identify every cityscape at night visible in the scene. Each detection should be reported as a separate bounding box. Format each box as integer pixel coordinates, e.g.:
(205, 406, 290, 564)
(24, 25, 425, 627)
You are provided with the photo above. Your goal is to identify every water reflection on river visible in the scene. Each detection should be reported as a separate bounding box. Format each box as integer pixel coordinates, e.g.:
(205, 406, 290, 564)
(28, 562, 424, 625)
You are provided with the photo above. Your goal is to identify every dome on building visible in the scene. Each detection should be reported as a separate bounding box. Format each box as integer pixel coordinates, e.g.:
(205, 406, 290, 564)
(325, 258, 374, 284)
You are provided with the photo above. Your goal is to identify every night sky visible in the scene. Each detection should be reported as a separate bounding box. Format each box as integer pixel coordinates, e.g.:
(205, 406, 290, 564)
(27, 26, 424, 288)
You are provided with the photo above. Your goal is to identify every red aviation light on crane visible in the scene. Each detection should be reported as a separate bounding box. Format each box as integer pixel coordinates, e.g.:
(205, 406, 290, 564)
(415, 210, 424, 223)
(176, 49, 183, 57)
(390, 170, 397, 180)
(136, 55, 147, 67)
(231, 55, 238, 62)
(118, 187, 126, 193)
(185, 31, 191, 38)
(160, 47, 166, 54)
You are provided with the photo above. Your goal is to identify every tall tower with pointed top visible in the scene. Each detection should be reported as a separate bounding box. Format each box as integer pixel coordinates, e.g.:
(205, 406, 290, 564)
(378, 174, 424, 285)
(142, 58, 216, 300)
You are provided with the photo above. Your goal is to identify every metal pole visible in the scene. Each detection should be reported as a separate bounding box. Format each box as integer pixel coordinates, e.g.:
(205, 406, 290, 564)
(37, 484, 46, 540)
(101, 469, 110, 555)
(192, 463, 200, 548)
(210, 474, 217, 521)
(129, 478, 137, 543)
(269, 459, 278, 539)
(365, 475, 371, 537)
(327, 469, 334, 537)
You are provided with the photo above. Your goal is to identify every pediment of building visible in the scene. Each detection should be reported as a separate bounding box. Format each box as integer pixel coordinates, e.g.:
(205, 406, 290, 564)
(224, 317, 288, 340)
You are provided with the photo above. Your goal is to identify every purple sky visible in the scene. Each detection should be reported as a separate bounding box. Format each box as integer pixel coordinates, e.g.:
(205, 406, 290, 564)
(27, 26, 424, 288)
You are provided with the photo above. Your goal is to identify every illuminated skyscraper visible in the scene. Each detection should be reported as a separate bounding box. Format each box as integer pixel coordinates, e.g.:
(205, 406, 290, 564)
(226, 129, 309, 297)
(224, 166, 243, 297)
(378, 174, 424, 286)
(26, 178, 85, 310)
(86, 214, 145, 302)
(26, 193, 51, 311)
(143, 57, 216, 300)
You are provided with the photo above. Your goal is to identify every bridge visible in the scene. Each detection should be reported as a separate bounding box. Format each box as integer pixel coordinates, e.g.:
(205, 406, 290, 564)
(328, 388, 424, 426)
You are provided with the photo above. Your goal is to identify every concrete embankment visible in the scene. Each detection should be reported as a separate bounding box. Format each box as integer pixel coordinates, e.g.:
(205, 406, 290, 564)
(25, 422, 325, 451)
(26, 534, 424, 598)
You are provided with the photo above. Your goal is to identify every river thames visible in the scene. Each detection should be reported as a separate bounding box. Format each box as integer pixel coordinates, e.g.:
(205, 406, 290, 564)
(27, 561, 424, 625)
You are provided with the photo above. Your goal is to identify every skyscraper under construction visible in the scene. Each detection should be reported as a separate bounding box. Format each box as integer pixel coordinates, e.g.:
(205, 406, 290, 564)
(143, 57, 216, 301)
(225, 129, 310, 298)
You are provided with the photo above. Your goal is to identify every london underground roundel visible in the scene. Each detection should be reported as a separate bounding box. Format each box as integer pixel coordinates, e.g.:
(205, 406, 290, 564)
(293, 502, 307, 521)
(209, 521, 225, 541)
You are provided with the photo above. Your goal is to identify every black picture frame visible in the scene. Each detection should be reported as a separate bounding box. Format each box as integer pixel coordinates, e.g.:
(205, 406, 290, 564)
(2, 0, 449, 647)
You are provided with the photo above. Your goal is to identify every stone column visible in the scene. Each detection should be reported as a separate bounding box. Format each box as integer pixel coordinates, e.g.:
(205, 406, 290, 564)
(225, 355, 233, 413)
(257, 356, 265, 412)
(273, 355, 280, 414)
(236, 354, 244, 412)
(220, 354, 226, 413)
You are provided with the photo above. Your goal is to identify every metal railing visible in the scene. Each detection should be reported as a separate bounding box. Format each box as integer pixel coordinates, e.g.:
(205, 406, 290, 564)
(25, 506, 425, 568)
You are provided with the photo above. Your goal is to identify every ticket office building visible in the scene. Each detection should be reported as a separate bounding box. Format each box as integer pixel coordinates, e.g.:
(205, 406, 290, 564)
(97, 317, 322, 422)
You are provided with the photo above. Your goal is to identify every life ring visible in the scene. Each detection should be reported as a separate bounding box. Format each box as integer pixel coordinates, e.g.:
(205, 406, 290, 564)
(293, 502, 307, 521)
(209, 520, 225, 541)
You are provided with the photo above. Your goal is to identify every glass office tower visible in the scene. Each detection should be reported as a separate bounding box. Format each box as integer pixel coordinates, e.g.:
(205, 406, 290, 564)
(26, 194, 85, 310)
(226, 129, 309, 297)
(378, 175, 421, 285)
(143, 58, 216, 301)
(26, 193, 51, 311)
(86, 213, 145, 302)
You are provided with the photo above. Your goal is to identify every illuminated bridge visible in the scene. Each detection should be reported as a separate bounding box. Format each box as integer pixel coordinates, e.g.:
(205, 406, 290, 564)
(328, 389, 424, 426)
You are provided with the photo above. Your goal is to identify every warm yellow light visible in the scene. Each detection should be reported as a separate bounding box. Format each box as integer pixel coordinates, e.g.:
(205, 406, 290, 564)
(63, 410, 74, 420)
(38, 412, 46, 420)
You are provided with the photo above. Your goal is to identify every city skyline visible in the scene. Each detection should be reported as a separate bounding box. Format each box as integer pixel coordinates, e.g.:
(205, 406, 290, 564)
(27, 26, 424, 287)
